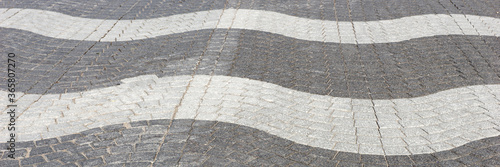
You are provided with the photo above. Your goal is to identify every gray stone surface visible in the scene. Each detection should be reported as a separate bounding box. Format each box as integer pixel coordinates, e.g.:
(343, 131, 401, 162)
(0, 0, 499, 166)
(1, 28, 499, 99)
(0, 0, 498, 21)
(0, 119, 498, 166)
(2, 75, 499, 155)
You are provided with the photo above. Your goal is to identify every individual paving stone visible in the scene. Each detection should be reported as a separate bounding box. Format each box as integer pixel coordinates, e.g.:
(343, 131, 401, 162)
(116, 135, 140, 145)
(1, 148, 27, 159)
(104, 153, 130, 164)
(92, 140, 116, 148)
(71, 144, 94, 154)
(20, 155, 46, 166)
(136, 143, 160, 152)
(410, 154, 438, 164)
(80, 128, 104, 137)
(130, 121, 149, 127)
(386, 155, 414, 166)
(46, 151, 72, 161)
(84, 148, 109, 158)
(0, 28, 210, 94)
(140, 134, 166, 143)
(182, 141, 211, 154)
(310, 157, 338, 166)
(52, 142, 79, 152)
(336, 161, 362, 167)
(79, 157, 105, 166)
(0, 119, 498, 166)
(1, 1, 499, 167)
(122, 128, 145, 136)
(110, 145, 134, 154)
(156, 152, 182, 163)
(35, 138, 59, 146)
(149, 119, 171, 126)
(59, 153, 86, 164)
(144, 126, 169, 134)
(483, 156, 500, 166)
(178, 153, 207, 165)
(361, 154, 388, 165)
(97, 132, 122, 141)
(61, 163, 79, 167)
(432, 151, 461, 161)
(102, 124, 126, 132)
(0, 159, 18, 167)
(126, 162, 152, 167)
(59, 134, 82, 142)
(333, 152, 361, 163)
(15, 141, 35, 149)
(38, 161, 64, 167)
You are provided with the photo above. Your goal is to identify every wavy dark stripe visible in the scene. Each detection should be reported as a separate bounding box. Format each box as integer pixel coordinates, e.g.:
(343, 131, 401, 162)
(1, 28, 499, 99)
(0, 119, 498, 166)
(0, 0, 498, 20)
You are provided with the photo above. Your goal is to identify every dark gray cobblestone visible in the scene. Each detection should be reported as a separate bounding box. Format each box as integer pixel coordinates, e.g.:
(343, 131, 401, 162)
(0, 119, 498, 166)
(0, 0, 498, 20)
(1, 28, 499, 99)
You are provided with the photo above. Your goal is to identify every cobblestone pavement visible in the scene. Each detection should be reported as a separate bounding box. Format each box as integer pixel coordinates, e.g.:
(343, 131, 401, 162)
(0, 0, 499, 166)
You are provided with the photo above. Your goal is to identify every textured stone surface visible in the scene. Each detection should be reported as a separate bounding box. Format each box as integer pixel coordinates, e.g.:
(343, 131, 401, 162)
(0, 119, 498, 166)
(1, 75, 499, 155)
(0, 0, 498, 20)
(0, 8, 499, 43)
(0, 0, 499, 166)
(0, 28, 499, 99)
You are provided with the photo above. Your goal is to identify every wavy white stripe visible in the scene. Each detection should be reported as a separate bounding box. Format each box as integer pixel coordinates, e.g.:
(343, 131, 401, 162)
(0, 8, 498, 43)
(1, 75, 499, 155)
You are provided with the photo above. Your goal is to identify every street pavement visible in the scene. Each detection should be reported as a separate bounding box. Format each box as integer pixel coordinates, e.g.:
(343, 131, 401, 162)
(0, 0, 499, 166)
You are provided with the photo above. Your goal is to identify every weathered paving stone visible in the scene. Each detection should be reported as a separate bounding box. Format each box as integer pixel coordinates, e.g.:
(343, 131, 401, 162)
(59, 153, 86, 164)
(59, 134, 82, 142)
(84, 148, 109, 158)
(0, 120, 498, 166)
(79, 157, 105, 166)
(38, 161, 64, 167)
(97, 132, 122, 141)
(45, 151, 72, 161)
(35, 138, 59, 146)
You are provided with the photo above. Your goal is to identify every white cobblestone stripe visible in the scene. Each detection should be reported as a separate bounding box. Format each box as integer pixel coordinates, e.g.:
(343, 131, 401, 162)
(0, 8, 498, 43)
(1, 75, 499, 155)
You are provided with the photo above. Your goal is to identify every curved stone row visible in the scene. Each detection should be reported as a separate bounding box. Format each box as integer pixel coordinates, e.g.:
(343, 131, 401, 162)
(0, 0, 498, 21)
(1, 28, 499, 99)
(1, 75, 499, 155)
(1, 8, 499, 43)
(0, 119, 499, 166)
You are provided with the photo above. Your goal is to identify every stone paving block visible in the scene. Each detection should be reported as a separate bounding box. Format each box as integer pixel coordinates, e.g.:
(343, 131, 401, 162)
(30, 146, 54, 156)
